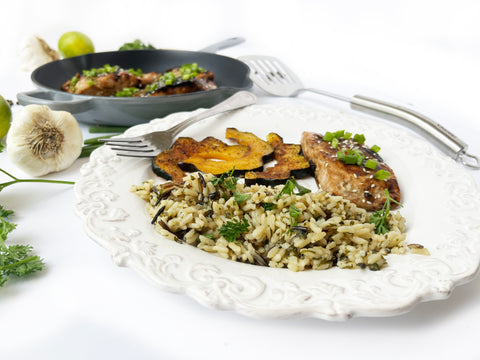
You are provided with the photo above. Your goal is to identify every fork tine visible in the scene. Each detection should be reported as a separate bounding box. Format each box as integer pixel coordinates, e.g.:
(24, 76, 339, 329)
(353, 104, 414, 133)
(98, 136, 143, 143)
(109, 145, 158, 152)
(108, 143, 150, 149)
(115, 151, 157, 158)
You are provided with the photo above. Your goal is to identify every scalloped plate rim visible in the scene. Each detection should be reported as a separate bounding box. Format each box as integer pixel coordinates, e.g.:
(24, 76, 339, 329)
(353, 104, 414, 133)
(74, 103, 480, 321)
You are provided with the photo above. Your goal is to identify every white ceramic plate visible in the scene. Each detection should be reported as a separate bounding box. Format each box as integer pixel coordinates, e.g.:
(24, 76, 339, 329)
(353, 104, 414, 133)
(74, 104, 480, 320)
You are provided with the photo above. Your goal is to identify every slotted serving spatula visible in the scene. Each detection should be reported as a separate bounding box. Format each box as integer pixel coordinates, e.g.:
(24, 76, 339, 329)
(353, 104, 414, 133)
(239, 55, 479, 169)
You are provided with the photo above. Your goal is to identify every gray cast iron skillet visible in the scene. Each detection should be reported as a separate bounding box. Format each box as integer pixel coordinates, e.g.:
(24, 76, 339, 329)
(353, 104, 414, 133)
(17, 49, 252, 126)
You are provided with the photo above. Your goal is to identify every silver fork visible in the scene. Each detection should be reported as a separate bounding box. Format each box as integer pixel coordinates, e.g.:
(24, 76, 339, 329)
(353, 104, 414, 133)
(239, 54, 480, 169)
(100, 91, 256, 157)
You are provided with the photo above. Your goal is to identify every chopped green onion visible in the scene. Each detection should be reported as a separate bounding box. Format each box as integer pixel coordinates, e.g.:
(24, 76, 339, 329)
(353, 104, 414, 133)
(374, 169, 391, 180)
(334, 130, 345, 138)
(331, 137, 339, 149)
(344, 131, 352, 140)
(354, 149, 365, 166)
(127, 68, 143, 77)
(323, 132, 335, 142)
(115, 87, 139, 97)
(365, 159, 379, 170)
(336, 149, 365, 165)
(69, 75, 79, 90)
(370, 144, 381, 153)
(353, 133, 366, 144)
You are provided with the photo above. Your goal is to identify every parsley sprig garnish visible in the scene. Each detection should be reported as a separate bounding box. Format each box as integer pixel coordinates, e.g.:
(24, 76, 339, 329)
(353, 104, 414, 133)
(369, 189, 402, 234)
(210, 168, 235, 187)
(289, 204, 302, 227)
(261, 202, 275, 211)
(219, 218, 250, 242)
(210, 168, 251, 205)
(275, 178, 311, 199)
(0, 205, 44, 286)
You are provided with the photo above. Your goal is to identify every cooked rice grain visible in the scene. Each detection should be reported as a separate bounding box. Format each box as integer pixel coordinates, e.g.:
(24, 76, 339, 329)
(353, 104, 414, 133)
(131, 173, 407, 271)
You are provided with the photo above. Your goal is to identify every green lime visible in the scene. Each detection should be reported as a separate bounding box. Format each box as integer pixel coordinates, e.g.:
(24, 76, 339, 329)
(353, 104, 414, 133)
(0, 95, 12, 140)
(58, 31, 95, 58)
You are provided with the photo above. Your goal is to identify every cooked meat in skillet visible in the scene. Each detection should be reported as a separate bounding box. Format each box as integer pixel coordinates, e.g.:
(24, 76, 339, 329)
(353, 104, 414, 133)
(61, 63, 217, 97)
(61, 70, 141, 96)
(301, 131, 401, 212)
(143, 68, 217, 97)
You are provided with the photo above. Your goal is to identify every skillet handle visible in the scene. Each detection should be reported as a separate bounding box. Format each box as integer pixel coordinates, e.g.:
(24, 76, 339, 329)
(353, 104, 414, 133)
(17, 90, 93, 113)
(199, 37, 245, 53)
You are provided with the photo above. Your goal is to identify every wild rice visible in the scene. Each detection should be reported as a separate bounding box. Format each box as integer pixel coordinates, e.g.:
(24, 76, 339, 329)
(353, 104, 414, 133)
(131, 172, 407, 271)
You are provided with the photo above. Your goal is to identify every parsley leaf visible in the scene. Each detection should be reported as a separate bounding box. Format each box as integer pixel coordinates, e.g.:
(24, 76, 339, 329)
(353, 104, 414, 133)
(289, 204, 302, 227)
(261, 202, 275, 211)
(293, 179, 311, 195)
(234, 192, 251, 204)
(210, 168, 250, 205)
(275, 179, 311, 199)
(219, 218, 250, 242)
(210, 168, 235, 186)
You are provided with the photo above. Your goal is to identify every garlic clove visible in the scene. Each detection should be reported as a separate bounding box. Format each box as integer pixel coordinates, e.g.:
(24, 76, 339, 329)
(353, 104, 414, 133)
(6, 105, 83, 176)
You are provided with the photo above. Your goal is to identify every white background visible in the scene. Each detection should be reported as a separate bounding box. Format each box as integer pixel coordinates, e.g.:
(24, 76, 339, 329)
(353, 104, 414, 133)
(1, 0, 480, 359)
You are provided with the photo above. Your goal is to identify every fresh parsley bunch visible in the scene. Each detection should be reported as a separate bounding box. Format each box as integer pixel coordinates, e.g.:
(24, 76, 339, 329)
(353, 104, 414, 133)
(118, 39, 155, 50)
(0, 205, 44, 286)
(0, 144, 53, 286)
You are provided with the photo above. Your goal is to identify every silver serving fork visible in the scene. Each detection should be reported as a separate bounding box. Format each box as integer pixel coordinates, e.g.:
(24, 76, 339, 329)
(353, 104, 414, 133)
(239, 55, 480, 169)
(100, 91, 256, 157)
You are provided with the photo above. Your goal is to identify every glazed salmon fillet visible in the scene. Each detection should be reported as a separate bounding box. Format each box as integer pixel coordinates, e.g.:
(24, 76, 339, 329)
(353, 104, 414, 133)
(301, 131, 401, 211)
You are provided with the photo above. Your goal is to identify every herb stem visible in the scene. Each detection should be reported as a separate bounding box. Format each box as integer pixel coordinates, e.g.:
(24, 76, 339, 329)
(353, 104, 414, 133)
(0, 168, 74, 191)
(0, 255, 39, 270)
(0, 168, 18, 180)
(83, 134, 115, 145)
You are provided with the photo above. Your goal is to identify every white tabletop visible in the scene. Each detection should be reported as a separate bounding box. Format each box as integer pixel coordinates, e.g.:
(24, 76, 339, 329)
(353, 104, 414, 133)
(2, 1, 480, 359)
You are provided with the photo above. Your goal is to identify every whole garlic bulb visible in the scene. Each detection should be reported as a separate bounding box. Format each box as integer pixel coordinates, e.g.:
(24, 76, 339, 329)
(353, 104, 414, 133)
(7, 105, 83, 176)
(20, 35, 60, 72)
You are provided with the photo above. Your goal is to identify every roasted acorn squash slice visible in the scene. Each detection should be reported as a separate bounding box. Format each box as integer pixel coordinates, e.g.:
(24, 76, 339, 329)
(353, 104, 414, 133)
(244, 132, 312, 185)
(152, 128, 274, 183)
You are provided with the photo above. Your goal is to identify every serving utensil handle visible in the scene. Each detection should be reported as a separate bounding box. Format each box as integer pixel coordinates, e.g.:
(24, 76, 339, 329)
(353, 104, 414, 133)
(350, 94, 480, 169)
(170, 91, 257, 137)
